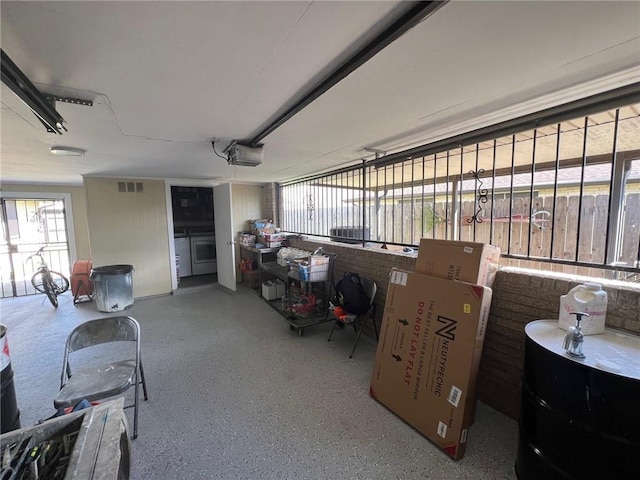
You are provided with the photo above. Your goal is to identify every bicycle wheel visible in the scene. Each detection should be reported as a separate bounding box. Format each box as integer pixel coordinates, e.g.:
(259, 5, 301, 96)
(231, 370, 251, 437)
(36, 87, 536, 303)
(48, 271, 70, 294)
(31, 271, 48, 293)
(32, 271, 69, 295)
(44, 276, 59, 308)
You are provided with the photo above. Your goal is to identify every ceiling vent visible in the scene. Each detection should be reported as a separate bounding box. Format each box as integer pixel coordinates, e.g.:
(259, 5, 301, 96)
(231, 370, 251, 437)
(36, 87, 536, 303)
(224, 142, 264, 167)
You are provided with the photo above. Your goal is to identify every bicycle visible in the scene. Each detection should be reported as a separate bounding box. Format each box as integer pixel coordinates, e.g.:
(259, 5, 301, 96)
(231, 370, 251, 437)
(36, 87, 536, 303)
(26, 245, 70, 307)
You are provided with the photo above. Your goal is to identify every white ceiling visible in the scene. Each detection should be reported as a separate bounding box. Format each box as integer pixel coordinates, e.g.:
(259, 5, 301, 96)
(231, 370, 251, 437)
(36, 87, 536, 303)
(1, 1, 639, 186)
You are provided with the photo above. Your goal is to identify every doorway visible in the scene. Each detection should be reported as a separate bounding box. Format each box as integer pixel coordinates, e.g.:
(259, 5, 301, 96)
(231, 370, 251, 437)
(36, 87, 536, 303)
(0, 197, 71, 298)
(170, 186, 217, 290)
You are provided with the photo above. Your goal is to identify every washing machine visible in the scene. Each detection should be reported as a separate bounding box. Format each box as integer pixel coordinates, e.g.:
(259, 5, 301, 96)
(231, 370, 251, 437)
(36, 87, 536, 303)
(174, 235, 192, 277)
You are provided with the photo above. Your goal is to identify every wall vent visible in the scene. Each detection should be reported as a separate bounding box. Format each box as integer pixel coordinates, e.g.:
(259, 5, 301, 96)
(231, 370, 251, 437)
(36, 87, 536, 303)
(117, 181, 144, 193)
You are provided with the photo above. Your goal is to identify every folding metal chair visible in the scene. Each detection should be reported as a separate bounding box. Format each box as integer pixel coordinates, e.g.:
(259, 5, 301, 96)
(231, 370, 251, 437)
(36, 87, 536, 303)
(53, 316, 149, 439)
(327, 277, 378, 358)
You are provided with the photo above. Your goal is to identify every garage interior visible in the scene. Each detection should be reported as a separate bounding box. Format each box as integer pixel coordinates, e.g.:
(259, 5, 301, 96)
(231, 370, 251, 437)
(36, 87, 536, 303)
(1, 1, 639, 479)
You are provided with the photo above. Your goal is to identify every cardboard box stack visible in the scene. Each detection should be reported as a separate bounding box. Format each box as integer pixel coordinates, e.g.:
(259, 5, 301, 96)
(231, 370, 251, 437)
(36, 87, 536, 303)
(370, 240, 500, 460)
(248, 219, 287, 248)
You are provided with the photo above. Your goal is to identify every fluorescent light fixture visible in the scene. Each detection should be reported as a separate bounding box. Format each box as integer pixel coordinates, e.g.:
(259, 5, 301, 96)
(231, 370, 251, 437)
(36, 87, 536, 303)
(50, 146, 86, 156)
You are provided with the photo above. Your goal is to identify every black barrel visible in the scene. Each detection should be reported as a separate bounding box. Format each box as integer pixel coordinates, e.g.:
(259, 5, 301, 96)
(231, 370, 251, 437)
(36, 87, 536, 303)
(515, 320, 640, 480)
(1, 324, 21, 433)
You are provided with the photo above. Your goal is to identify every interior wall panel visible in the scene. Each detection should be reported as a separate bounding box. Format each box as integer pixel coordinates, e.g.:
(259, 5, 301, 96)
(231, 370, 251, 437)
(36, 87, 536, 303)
(84, 177, 171, 297)
(232, 183, 265, 280)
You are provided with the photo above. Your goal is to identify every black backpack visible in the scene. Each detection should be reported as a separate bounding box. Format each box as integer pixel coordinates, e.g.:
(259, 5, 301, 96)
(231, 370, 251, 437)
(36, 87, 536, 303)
(333, 272, 371, 315)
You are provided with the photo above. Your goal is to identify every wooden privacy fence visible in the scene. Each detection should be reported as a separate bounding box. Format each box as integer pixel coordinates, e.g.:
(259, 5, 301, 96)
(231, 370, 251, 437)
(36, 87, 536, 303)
(288, 193, 639, 270)
(375, 193, 640, 267)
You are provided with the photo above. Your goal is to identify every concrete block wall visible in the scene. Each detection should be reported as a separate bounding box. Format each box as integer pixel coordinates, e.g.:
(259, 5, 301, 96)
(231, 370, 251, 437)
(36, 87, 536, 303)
(287, 236, 640, 420)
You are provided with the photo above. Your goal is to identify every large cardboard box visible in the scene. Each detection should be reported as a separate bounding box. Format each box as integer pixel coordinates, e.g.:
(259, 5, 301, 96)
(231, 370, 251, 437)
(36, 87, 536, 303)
(369, 269, 492, 460)
(414, 239, 500, 287)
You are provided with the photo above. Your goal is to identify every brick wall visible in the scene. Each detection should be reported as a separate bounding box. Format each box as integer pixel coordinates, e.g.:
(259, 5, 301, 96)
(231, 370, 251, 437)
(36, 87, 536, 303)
(263, 183, 278, 225)
(287, 236, 640, 420)
(287, 237, 414, 332)
(480, 269, 640, 418)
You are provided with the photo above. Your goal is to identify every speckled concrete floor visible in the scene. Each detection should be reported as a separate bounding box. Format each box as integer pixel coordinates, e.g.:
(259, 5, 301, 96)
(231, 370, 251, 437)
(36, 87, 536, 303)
(1, 284, 518, 479)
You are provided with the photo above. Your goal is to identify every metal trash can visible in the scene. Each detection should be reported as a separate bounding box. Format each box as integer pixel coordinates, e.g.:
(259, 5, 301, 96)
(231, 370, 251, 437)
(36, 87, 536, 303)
(90, 265, 134, 313)
(1, 324, 20, 434)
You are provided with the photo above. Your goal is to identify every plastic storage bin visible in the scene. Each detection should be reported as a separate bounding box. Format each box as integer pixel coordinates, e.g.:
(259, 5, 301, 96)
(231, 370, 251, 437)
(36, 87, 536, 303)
(90, 265, 134, 312)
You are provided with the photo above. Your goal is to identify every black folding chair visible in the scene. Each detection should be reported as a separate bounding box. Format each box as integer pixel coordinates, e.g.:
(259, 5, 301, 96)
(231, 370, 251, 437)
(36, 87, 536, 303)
(328, 277, 378, 358)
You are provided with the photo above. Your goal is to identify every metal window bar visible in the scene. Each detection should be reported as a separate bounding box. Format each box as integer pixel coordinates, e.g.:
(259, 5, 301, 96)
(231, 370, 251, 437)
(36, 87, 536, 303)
(603, 108, 620, 264)
(549, 123, 561, 261)
(354, 169, 358, 242)
(432, 155, 437, 239)
(382, 167, 386, 241)
(445, 151, 450, 240)
(507, 135, 516, 255)
(458, 146, 464, 241)
(346, 172, 356, 237)
(575, 117, 589, 262)
(473, 144, 479, 243)
(344, 171, 348, 235)
(527, 129, 538, 257)
(288, 184, 293, 231)
(339, 172, 344, 234)
(417, 156, 423, 239)
(391, 163, 396, 244)
(377, 167, 383, 242)
(298, 183, 302, 232)
(410, 157, 415, 244)
(292, 184, 296, 232)
(490, 139, 497, 245)
(400, 160, 405, 244)
(323, 177, 327, 236)
(362, 161, 366, 246)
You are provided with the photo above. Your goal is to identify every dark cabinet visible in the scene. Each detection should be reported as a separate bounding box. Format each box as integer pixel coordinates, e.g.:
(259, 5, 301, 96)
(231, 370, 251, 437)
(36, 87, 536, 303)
(171, 186, 214, 227)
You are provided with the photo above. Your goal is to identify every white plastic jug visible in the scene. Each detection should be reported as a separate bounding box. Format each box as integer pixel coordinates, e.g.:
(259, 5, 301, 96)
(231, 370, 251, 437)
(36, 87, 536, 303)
(558, 282, 607, 335)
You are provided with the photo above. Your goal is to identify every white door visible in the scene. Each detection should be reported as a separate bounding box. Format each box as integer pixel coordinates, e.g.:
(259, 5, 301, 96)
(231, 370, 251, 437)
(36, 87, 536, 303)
(214, 184, 236, 291)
